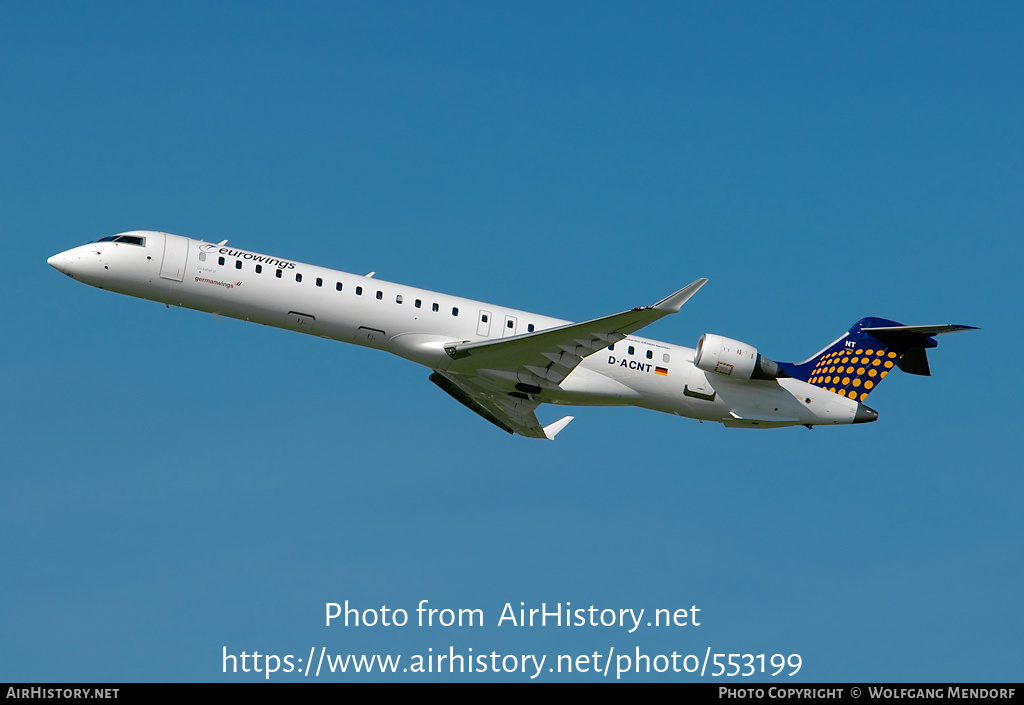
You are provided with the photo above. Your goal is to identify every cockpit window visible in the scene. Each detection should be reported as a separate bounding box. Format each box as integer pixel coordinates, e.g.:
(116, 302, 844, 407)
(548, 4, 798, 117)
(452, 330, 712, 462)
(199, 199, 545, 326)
(93, 235, 146, 246)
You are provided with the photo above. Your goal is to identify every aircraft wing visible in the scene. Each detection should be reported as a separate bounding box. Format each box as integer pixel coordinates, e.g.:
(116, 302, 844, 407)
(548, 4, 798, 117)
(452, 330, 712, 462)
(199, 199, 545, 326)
(429, 371, 573, 439)
(442, 279, 708, 389)
(430, 279, 707, 437)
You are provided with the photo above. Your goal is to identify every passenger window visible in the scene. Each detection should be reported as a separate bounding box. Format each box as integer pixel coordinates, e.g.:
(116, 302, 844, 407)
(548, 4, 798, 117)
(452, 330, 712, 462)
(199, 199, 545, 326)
(396, 295, 403, 304)
(646, 350, 653, 359)
(482, 314, 488, 323)
(528, 324, 535, 332)
(415, 299, 422, 308)
(316, 278, 323, 287)
(376, 290, 383, 300)
(256, 264, 262, 274)
(628, 346, 635, 355)
(296, 273, 302, 282)
(432, 303, 439, 312)
(336, 282, 342, 291)
(199, 252, 206, 262)
(235, 260, 242, 269)
(507, 320, 513, 328)
(218, 257, 225, 265)
(356, 286, 363, 295)
(276, 269, 282, 278)
(663, 353, 670, 363)
(452, 307, 459, 316)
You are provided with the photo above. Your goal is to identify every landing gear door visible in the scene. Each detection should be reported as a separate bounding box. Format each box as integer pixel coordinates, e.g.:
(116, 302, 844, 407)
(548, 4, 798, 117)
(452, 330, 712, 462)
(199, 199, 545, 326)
(159, 233, 189, 281)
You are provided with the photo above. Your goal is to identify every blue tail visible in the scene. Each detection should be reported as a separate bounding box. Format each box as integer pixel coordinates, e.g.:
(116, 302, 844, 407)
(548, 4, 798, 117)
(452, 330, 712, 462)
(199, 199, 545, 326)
(778, 318, 976, 403)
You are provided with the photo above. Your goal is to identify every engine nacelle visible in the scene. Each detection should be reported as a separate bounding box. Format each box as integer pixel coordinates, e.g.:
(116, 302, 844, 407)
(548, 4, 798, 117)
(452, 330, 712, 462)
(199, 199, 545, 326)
(694, 333, 784, 380)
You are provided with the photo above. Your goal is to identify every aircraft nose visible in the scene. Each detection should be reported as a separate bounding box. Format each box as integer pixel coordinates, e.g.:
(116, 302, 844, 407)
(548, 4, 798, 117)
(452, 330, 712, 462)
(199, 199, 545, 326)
(853, 403, 879, 424)
(47, 252, 69, 273)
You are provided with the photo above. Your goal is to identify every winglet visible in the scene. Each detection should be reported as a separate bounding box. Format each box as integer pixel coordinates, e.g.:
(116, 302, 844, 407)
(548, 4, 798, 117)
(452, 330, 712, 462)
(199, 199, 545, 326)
(543, 416, 574, 440)
(652, 278, 708, 313)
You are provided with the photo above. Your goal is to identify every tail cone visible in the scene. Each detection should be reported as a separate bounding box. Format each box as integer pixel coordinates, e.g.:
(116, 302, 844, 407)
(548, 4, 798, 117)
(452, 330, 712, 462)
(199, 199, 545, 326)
(854, 403, 879, 424)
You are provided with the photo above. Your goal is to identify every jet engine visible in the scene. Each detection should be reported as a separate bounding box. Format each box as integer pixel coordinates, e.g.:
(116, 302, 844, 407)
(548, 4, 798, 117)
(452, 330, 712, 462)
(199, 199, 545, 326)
(693, 333, 785, 380)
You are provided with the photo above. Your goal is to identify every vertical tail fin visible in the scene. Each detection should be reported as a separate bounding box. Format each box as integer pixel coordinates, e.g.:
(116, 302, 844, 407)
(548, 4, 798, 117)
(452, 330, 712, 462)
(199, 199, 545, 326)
(779, 318, 976, 402)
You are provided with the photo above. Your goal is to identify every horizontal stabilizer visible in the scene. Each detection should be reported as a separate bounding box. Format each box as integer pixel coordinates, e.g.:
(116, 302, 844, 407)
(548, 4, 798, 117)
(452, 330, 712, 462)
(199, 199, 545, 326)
(782, 317, 977, 395)
(861, 324, 978, 337)
(897, 346, 931, 376)
(862, 324, 977, 377)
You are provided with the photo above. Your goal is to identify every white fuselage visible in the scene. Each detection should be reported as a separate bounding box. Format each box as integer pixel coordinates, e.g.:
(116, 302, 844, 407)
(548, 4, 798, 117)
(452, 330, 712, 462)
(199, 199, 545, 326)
(48, 231, 865, 429)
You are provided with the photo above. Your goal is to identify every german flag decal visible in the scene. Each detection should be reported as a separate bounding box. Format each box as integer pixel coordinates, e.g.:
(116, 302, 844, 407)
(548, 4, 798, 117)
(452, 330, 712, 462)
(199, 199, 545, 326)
(655, 367, 668, 376)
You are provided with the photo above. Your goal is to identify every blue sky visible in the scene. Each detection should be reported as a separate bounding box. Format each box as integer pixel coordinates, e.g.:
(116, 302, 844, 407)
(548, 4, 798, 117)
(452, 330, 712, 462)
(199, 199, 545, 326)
(2, 1, 1021, 682)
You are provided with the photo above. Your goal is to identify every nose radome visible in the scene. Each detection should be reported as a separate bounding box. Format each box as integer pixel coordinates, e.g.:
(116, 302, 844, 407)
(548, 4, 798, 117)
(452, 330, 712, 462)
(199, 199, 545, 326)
(47, 253, 68, 273)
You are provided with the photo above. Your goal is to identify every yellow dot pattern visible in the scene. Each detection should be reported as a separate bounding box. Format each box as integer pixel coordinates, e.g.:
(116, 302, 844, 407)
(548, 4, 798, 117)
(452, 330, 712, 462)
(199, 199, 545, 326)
(806, 348, 899, 402)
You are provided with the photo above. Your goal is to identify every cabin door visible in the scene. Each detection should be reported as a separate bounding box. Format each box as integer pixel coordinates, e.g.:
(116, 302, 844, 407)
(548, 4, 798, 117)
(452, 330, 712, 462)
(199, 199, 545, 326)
(503, 315, 518, 337)
(159, 233, 189, 281)
(477, 310, 492, 337)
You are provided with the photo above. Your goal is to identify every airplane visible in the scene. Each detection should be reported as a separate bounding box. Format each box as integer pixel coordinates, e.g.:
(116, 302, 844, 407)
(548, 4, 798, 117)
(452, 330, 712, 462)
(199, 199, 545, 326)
(47, 231, 975, 439)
